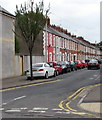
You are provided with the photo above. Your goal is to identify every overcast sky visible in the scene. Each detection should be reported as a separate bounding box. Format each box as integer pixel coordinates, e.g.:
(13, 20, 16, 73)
(0, 0, 101, 43)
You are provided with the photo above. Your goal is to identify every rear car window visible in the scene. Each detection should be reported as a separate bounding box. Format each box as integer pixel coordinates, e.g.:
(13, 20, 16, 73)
(33, 64, 43, 67)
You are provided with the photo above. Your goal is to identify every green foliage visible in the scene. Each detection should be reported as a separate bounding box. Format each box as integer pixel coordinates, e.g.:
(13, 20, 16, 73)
(15, 1, 46, 52)
(14, 1, 47, 80)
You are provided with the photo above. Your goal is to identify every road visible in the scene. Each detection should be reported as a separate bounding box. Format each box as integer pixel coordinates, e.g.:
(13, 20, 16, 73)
(1, 68, 101, 118)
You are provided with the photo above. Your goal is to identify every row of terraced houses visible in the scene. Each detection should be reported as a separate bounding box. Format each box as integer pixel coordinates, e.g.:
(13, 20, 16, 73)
(0, 6, 102, 79)
(43, 20, 101, 62)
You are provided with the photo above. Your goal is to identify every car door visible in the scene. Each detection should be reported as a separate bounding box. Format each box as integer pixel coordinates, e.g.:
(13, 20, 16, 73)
(44, 63, 53, 76)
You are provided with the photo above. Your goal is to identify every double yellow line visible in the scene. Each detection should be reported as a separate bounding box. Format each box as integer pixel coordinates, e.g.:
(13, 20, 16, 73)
(59, 83, 102, 118)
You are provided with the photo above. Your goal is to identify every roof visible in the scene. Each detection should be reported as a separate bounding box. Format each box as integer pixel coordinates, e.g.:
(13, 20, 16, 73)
(44, 26, 97, 48)
(44, 26, 78, 43)
(0, 6, 15, 18)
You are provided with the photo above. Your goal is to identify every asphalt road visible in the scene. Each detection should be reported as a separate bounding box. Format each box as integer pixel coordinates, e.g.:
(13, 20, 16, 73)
(1, 67, 101, 118)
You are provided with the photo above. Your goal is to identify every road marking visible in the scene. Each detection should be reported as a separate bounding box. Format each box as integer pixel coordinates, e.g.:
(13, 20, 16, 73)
(14, 96, 26, 100)
(56, 111, 70, 114)
(33, 110, 46, 113)
(0, 108, 4, 111)
(0, 103, 7, 106)
(59, 83, 102, 118)
(95, 76, 100, 81)
(66, 102, 77, 112)
(52, 108, 63, 111)
(89, 78, 94, 80)
(1, 96, 26, 107)
(20, 107, 27, 110)
(28, 110, 46, 113)
(93, 75, 98, 77)
(0, 79, 63, 92)
(72, 112, 86, 115)
(78, 94, 87, 105)
(33, 107, 48, 110)
(0, 103, 7, 107)
(5, 109, 21, 112)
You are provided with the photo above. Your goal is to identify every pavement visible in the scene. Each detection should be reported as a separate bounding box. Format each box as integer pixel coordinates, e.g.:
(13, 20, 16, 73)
(1, 75, 102, 117)
(79, 84, 102, 118)
(2, 75, 54, 89)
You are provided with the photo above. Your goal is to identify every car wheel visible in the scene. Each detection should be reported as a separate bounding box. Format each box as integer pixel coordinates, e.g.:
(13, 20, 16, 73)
(45, 72, 48, 79)
(75, 68, 77, 71)
(97, 66, 100, 69)
(69, 68, 71, 72)
(71, 68, 73, 71)
(27, 77, 31, 80)
(66, 68, 68, 73)
(56, 71, 59, 76)
(54, 71, 57, 77)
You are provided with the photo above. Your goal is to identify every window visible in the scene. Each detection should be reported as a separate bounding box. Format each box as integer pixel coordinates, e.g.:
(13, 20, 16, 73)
(53, 35, 55, 46)
(33, 64, 43, 67)
(49, 34, 52, 46)
(61, 38, 63, 48)
(44, 63, 50, 67)
(49, 52, 52, 62)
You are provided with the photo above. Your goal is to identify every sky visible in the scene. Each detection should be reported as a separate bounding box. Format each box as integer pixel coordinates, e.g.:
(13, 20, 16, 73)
(0, 0, 101, 43)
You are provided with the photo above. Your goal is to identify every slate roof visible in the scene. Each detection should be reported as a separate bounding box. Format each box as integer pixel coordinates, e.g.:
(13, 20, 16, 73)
(44, 26, 96, 48)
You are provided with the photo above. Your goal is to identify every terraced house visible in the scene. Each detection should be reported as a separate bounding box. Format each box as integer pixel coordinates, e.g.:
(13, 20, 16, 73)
(43, 19, 101, 62)
(0, 7, 101, 79)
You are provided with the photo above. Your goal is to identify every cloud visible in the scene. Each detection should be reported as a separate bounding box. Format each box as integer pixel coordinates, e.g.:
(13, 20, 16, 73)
(1, 0, 101, 43)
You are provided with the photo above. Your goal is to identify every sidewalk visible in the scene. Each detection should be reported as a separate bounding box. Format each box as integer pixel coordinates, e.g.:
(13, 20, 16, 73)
(79, 84, 102, 115)
(2, 75, 53, 89)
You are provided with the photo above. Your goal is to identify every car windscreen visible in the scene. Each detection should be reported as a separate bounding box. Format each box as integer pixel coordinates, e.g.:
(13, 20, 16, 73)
(33, 64, 43, 67)
(57, 61, 65, 65)
(89, 60, 98, 63)
(47, 63, 53, 67)
(85, 59, 90, 63)
(74, 61, 78, 64)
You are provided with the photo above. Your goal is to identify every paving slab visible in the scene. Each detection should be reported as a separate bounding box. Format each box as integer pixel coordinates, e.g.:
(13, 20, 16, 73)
(80, 85, 102, 114)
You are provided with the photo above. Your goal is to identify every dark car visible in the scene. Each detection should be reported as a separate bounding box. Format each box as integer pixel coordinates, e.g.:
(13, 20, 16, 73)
(85, 59, 90, 65)
(87, 59, 100, 70)
(96, 58, 102, 64)
(57, 61, 71, 73)
(68, 61, 77, 71)
(47, 61, 63, 75)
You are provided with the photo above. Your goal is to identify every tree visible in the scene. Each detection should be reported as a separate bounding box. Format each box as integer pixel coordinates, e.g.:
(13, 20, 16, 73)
(15, 1, 46, 80)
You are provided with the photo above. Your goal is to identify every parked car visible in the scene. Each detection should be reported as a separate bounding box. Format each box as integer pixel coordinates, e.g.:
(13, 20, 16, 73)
(85, 59, 90, 65)
(81, 60, 87, 68)
(87, 59, 100, 70)
(26, 63, 56, 79)
(57, 61, 71, 73)
(74, 60, 83, 69)
(96, 58, 102, 64)
(47, 61, 63, 75)
(68, 61, 77, 71)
